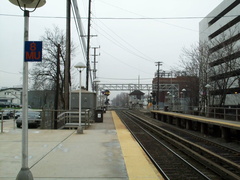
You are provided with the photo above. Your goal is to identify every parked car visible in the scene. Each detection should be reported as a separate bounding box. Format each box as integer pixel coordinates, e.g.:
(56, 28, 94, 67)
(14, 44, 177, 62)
(11, 103, 21, 108)
(14, 110, 22, 119)
(0, 109, 10, 119)
(16, 111, 41, 128)
(0, 109, 16, 119)
(0, 102, 6, 108)
(0, 102, 20, 108)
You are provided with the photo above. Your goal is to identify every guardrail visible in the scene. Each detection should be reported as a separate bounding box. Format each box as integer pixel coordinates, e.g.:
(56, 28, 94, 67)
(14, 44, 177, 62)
(41, 109, 92, 129)
(0, 108, 93, 131)
(0, 109, 17, 133)
(1, 112, 3, 133)
(57, 109, 91, 129)
(163, 105, 240, 121)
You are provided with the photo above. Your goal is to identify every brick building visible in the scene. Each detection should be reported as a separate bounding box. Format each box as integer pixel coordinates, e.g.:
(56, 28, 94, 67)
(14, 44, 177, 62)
(152, 71, 199, 109)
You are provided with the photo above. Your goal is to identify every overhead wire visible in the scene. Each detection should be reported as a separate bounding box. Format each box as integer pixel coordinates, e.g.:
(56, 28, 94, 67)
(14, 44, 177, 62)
(1, 2, 230, 82)
(71, 0, 94, 88)
(1, 13, 239, 21)
(92, 14, 155, 62)
(71, 0, 87, 62)
(0, 69, 20, 75)
(92, 22, 155, 63)
(71, 4, 86, 63)
(100, 48, 153, 76)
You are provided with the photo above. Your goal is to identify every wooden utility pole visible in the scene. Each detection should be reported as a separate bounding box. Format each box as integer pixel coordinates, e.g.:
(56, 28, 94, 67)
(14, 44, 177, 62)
(86, 0, 92, 91)
(54, 44, 61, 129)
(64, 0, 71, 109)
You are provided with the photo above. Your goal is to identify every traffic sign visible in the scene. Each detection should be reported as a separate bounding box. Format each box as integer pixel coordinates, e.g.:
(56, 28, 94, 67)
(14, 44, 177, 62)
(24, 41, 42, 62)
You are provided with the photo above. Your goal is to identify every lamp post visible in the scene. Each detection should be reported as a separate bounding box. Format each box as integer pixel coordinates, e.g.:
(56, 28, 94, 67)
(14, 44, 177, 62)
(205, 84, 211, 117)
(74, 62, 86, 134)
(181, 88, 186, 113)
(9, 1, 46, 180)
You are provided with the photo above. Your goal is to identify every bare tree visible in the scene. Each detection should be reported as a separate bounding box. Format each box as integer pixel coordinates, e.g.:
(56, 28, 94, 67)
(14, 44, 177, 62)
(179, 42, 210, 112)
(180, 27, 240, 108)
(30, 26, 76, 108)
(208, 27, 240, 106)
(111, 93, 129, 107)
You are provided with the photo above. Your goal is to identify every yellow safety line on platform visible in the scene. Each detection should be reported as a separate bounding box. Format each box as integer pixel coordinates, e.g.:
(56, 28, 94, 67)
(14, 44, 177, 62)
(112, 111, 163, 180)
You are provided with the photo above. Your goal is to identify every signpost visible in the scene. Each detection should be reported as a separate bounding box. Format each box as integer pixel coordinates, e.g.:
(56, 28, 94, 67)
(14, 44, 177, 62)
(24, 41, 42, 62)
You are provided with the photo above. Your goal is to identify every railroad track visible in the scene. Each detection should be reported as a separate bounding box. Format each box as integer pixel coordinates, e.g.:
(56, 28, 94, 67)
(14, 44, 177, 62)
(116, 110, 240, 180)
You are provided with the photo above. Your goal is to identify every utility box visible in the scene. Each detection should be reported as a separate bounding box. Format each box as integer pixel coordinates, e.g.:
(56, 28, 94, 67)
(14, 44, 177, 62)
(95, 109, 103, 122)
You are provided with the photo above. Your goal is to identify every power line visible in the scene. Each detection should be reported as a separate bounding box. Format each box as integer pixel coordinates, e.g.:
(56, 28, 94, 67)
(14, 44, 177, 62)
(92, 20, 155, 63)
(1, 13, 239, 20)
(92, 15, 155, 62)
(0, 69, 20, 75)
(100, 49, 153, 75)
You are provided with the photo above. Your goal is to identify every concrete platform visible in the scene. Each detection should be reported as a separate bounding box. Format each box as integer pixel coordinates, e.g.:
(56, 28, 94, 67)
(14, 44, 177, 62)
(0, 111, 162, 180)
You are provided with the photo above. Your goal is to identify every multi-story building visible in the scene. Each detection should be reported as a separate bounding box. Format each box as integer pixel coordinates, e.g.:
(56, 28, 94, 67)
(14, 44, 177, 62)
(199, 0, 240, 106)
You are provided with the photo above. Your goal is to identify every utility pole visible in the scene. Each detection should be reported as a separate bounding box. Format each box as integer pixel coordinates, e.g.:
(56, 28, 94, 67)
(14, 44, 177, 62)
(64, 0, 71, 110)
(86, 0, 92, 91)
(91, 46, 100, 80)
(54, 44, 61, 129)
(155, 61, 163, 110)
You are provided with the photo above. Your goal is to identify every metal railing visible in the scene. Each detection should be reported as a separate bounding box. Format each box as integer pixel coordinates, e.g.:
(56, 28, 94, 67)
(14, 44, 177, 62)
(0, 108, 92, 131)
(57, 109, 91, 129)
(0, 109, 17, 133)
(163, 105, 240, 121)
(41, 109, 92, 129)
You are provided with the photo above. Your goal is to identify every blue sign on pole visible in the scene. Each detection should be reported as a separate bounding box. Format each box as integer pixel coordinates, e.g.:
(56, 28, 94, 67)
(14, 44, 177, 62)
(24, 41, 42, 62)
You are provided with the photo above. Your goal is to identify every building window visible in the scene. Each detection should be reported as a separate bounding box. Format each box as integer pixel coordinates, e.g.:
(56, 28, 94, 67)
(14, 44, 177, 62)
(208, 1, 240, 26)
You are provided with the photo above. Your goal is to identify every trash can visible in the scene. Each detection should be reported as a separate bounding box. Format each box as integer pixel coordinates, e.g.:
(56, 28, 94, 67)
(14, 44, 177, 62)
(164, 106, 169, 112)
(95, 109, 103, 122)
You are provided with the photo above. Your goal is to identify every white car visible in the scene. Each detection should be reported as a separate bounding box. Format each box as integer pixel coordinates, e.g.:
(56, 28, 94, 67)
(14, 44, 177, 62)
(16, 111, 41, 128)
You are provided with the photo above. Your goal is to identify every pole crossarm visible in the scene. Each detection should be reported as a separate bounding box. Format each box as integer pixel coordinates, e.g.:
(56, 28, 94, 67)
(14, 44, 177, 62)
(98, 84, 179, 92)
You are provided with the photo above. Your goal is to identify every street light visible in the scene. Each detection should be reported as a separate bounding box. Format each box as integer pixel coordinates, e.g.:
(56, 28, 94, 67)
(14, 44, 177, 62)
(9, 1, 46, 180)
(9, 0, 45, 8)
(74, 62, 86, 134)
(181, 89, 187, 113)
(205, 84, 211, 117)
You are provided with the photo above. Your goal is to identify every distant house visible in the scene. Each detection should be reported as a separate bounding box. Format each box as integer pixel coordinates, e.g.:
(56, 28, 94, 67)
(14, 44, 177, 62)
(0, 88, 22, 105)
(129, 90, 145, 108)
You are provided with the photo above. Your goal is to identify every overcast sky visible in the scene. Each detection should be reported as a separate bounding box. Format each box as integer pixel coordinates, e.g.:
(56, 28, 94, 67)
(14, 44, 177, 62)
(0, 0, 223, 98)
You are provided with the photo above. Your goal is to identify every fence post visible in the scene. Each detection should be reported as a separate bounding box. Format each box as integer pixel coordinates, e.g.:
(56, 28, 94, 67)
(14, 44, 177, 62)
(224, 108, 226, 120)
(236, 108, 238, 121)
(13, 110, 16, 129)
(51, 110, 54, 129)
(41, 109, 45, 129)
(1, 112, 3, 133)
(214, 108, 216, 118)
